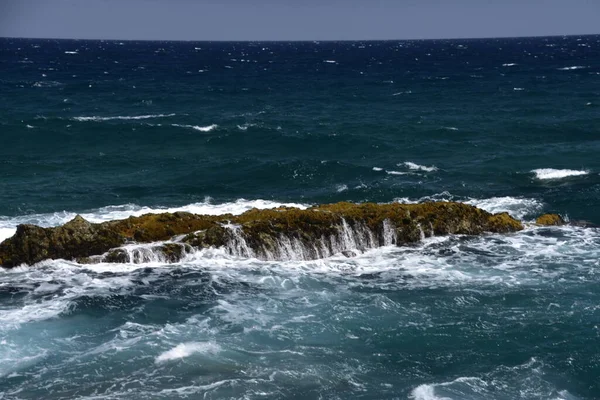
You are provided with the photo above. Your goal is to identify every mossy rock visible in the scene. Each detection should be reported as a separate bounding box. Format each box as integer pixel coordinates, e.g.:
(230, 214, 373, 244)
(0, 202, 526, 267)
(536, 214, 564, 226)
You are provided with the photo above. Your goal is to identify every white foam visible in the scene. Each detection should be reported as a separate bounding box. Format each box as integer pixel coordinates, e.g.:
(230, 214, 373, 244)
(502, 63, 518, 67)
(323, 60, 337, 64)
(386, 170, 408, 175)
(514, 87, 525, 91)
(155, 342, 221, 363)
(64, 51, 78, 54)
(557, 66, 587, 70)
(0, 228, 15, 243)
(172, 124, 218, 132)
(402, 162, 438, 172)
(372, 167, 383, 171)
(532, 168, 589, 180)
(394, 192, 543, 220)
(410, 384, 451, 400)
(336, 184, 348, 192)
(465, 196, 544, 219)
(236, 123, 256, 131)
(0, 199, 310, 243)
(73, 113, 176, 122)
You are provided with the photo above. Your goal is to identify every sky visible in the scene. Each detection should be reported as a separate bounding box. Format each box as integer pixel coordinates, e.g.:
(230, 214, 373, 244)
(0, 0, 599, 41)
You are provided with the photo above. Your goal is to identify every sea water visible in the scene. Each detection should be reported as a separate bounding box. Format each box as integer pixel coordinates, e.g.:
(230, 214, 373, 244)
(1, 36, 599, 399)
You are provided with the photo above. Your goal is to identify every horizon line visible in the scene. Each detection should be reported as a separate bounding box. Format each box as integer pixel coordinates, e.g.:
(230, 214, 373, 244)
(1, 32, 599, 43)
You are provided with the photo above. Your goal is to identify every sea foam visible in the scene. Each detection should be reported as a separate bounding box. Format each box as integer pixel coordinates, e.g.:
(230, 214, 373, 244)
(531, 168, 589, 180)
(0, 199, 310, 243)
(73, 114, 176, 121)
(402, 162, 438, 172)
(155, 342, 221, 363)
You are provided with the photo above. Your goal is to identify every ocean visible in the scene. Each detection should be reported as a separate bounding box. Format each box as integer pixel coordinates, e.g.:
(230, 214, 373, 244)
(0, 35, 599, 399)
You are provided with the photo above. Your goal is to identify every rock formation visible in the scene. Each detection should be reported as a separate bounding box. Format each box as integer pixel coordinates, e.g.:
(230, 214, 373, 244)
(535, 213, 565, 226)
(0, 202, 524, 268)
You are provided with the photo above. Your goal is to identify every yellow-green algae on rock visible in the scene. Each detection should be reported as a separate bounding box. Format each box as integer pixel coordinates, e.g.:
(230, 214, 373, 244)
(0, 202, 524, 268)
(535, 214, 565, 226)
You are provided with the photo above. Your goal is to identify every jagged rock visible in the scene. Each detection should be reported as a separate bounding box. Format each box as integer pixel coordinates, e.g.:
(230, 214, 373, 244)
(536, 214, 565, 226)
(0, 215, 124, 267)
(0, 202, 525, 267)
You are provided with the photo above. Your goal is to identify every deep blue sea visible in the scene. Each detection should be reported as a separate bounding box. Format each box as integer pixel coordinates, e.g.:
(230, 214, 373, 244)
(1, 36, 600, 399)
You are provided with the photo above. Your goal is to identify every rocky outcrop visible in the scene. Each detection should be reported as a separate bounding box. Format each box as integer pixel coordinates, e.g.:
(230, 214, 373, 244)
(0, 202, 524, 267)
(535, 214, 565, 226)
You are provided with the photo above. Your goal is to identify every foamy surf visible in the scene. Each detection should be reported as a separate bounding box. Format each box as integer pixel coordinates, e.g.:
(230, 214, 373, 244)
(172, 123, 218, 132)
(531, 168, 589, 180)
(0, 199, 310, 243)
(402, 161, 438, 172)
(395, 192, 543, 220)
(557, 66, 587, 71)
(72, 113, 176, 121)
(155, 342, 221, 363)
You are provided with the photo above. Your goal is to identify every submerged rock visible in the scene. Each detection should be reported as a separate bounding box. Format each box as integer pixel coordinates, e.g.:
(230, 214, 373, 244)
(0, 202, 524, 267)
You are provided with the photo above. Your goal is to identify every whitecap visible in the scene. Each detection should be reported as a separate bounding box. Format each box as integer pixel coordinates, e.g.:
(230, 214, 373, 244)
(172, 123, 218, 132)
(465, 196, 544, 219)
(386, 170, 408, 175)
(513, 87, 525, 91)
(502, 63, 518, 67)
(236, 123, 256, 131)
(64, 51, 78, 55)
(0, 198, 310, 242)
(336, 184, 348, 193)
(531, 168, 589, 180)
(323, 60, 337, 64)
(557, 66, 587, 71)
(372, 167, 383, 171)
(73, 113, 176, 122)
(395, 192, 543, 220)
(402, 161, 438, 172)
(155, 342, 221, 363)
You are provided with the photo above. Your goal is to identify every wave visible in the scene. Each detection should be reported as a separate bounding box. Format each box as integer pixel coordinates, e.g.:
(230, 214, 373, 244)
(0, 199, 309, 243)
(155, 342, 221, 364)
(33, 81, 62, 88)
(0, 194, 548, 245)
(386, 170, 408, 175)
(372, 167, 383, 171)
(395, 192, 543, 220)
(502, 63, 518, 67)
(402, 161, 438, 172)
(531, 168, 589, 180)
(410, 358, 579, 400)
(557, 66, 587, 71)
(172, 123, 218, 132)
(236, 123, 257, 131)
(73, 113, 176, 122)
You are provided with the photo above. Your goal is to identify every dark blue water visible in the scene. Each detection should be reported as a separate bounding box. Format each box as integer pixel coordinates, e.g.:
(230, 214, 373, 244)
(1, 36, 600, 399)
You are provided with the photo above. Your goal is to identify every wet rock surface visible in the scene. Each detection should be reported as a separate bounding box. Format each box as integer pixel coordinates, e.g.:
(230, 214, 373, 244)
(0, 202, 525, 267)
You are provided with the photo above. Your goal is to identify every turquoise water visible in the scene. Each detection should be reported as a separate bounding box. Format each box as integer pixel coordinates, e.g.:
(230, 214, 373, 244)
(1, 36, 600, 399)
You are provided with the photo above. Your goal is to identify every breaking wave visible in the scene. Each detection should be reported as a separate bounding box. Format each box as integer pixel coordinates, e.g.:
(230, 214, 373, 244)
(403, 162, 438, 172)
(531, 168, 589, 180)
(72, 113, 176, 122)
